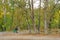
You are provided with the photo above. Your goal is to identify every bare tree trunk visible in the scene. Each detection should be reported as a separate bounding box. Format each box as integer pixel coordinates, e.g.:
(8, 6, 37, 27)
(10, 0, 15, 30)
(44, 0, 48, 34)
(3, 0, 6, 31)
(27, 0, 31, 33)
(31, 0, 36, 33)
(38, 0, 41, 33)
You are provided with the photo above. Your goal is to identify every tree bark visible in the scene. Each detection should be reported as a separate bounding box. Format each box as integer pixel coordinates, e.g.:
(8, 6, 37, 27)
(38, 0, 41, 33)
(44, 0, 48, 34)
(31, 0, 36, 33)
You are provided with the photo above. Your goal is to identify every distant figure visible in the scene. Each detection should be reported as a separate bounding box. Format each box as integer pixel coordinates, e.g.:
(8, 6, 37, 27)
(15, 26, 18, 33)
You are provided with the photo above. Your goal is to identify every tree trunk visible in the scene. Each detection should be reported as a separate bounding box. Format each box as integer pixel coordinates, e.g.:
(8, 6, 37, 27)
(38, 0, 41, 33)
(3, 0, 6, 31)
(31, 0, 36, 33)
(27, 0, 31, 33)
(44, 0, 48, 34)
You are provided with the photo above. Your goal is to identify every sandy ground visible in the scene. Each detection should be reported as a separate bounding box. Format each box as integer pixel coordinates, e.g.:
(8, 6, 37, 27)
(0, 32, 60, 40)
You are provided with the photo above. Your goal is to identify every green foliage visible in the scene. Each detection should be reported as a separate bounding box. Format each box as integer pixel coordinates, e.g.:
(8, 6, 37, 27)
(0, 0, 60, 32)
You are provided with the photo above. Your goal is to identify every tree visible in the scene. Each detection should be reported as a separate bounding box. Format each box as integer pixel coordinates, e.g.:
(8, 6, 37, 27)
(44, 0, 48, 34)
(37, 0, 41, 33)
(31, 0, 36, 33)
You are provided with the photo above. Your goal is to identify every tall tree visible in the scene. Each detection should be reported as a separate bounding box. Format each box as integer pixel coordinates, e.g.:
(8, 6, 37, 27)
(31, 0, 36, 33)
(3, 0, 6, 31)
(44, 0, 48, 34)
(25, 0, 31, 33)
(38, 0, 41, 33)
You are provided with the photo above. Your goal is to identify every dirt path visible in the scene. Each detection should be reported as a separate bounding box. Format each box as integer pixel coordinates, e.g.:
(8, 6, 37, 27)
(0, 35, 60, 40)
(0, 32, 60, 40)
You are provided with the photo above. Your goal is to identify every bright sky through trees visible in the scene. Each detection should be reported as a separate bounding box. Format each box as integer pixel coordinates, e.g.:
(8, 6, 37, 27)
(34, 0, 60, 8)
(34, 0, 44, 8)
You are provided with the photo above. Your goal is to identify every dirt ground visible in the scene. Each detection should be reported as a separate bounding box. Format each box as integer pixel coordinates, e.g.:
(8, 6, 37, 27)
(0, 32, 60, 40)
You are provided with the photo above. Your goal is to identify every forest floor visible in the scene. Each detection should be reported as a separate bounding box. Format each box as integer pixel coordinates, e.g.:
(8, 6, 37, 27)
(0, 32, 60, 40)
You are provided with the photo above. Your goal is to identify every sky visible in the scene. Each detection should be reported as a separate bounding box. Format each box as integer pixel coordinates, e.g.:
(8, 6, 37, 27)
(34, 0, 60, 8)
(2, 0, 60, 9)
(34, 0, 39, 8)
(34, 0, 44, 8)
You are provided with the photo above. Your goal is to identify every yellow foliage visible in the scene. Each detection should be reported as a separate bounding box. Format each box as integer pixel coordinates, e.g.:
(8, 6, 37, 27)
(0, 13, 2, 18)
(53, 11, 59, 23)
(1, 12, 4, 15)
(59, 10, 60, 13)
(0, 12, 4, 18)
(6, 12, 10, 15)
